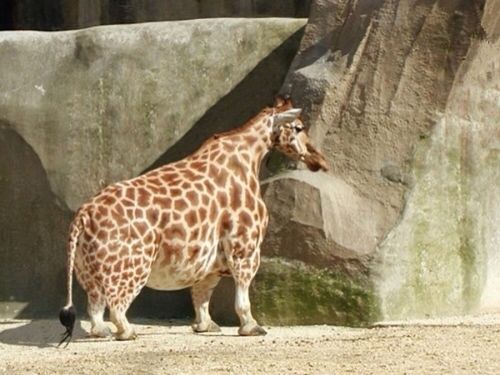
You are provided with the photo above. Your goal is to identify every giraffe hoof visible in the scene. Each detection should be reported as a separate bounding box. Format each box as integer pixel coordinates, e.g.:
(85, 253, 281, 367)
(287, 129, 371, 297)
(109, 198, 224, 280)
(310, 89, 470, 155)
(192, 321, 221, 333)
(238, 324, 267, 336)
(89, 326, 112, 338)
(115, 330, 137, 341)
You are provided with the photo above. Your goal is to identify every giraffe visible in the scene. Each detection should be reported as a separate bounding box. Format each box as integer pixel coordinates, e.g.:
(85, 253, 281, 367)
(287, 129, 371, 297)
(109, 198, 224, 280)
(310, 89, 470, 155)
(59, 97, 328, 344)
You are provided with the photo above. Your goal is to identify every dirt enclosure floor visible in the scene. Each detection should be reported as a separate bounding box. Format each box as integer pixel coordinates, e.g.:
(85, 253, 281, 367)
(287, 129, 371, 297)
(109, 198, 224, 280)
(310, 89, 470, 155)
(1, 314, 499, 374)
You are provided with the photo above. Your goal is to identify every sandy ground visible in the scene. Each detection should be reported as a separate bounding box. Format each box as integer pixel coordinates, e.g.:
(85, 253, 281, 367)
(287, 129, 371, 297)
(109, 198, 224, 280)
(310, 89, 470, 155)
(1, 314, 499, 374)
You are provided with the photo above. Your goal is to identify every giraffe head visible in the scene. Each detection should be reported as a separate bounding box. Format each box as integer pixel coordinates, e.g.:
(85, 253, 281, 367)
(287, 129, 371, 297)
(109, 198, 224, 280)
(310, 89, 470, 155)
(271, 97, 329, 172)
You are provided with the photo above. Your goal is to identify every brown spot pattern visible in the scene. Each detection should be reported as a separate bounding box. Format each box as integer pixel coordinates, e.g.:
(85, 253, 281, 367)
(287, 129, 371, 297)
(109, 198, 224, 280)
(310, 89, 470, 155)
(69, 105, 290, 332)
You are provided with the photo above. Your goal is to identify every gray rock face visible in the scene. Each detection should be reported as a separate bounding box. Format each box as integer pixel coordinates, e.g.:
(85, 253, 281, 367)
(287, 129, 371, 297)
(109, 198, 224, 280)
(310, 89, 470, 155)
(0, 126, 71, 317)
(262, 170, 386, 268)
(377, 0, 500, 319)
(0, 18, 305, 211)
(261, 0, 498, 321)
(0, 18, 305, 318)
(279, 0, 481, 243)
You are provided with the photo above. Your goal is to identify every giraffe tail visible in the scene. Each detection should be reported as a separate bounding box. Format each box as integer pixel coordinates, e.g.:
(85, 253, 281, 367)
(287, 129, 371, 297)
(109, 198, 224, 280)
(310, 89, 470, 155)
(58, 210, 86, 347)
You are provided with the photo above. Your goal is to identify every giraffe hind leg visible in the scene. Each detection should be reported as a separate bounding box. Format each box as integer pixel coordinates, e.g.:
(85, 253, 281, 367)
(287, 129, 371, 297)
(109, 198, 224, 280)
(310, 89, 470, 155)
(106, 279, 145, 340)
(87, 292, 112, 338)
(101, 244, 154, 340)
(191, 274, 221, 333)
(109, 306, 137, 341)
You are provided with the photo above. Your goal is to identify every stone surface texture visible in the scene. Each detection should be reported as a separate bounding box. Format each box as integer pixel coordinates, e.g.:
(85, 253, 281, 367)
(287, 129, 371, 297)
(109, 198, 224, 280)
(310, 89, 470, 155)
(262, 0, 499, 321)
(377, 0, 500, 319)
(0, 18, 305, 211)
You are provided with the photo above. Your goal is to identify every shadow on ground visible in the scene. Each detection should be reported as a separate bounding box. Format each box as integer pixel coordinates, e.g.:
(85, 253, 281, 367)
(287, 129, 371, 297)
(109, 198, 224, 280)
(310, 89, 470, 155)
(0, 318, 240, 348)
(0, 320, 87, 348)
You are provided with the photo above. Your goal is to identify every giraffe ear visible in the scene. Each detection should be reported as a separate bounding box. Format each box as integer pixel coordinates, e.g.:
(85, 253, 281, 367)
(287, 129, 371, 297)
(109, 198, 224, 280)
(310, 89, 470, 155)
(273, 109, 302, 124)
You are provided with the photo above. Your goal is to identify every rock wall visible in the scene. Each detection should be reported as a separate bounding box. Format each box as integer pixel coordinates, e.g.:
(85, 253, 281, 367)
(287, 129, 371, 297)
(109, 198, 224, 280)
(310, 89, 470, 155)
(378, 0, 500, 318)
(259, 0, 498, 323)
(0, 18, 305, 318)
(0, 126, 71, 317)
(0, 18, 305, 211)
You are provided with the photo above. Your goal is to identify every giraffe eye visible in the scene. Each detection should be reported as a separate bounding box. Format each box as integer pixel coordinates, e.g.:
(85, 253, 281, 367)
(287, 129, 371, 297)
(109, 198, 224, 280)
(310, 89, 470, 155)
(294, 124, 304, 133)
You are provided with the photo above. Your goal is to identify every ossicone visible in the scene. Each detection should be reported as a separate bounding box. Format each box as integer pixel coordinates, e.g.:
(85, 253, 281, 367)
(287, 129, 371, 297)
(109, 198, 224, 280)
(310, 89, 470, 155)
(273, 95, 293, 109)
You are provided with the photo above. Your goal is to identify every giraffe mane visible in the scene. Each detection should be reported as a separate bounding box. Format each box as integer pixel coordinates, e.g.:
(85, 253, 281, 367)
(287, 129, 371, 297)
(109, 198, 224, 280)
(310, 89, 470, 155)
(212, 108, 273, 139)
(211, 101, 295, 140)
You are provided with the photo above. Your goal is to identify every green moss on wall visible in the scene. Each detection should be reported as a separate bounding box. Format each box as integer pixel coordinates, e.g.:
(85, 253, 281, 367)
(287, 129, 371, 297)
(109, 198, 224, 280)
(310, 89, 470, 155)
(250, 257, 380, 327)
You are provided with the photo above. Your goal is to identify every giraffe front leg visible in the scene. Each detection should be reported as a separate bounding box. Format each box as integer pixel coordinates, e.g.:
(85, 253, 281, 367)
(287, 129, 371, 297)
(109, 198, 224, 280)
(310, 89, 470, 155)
(234, 281, 266, 336)
(191, 274, 221, 333)
(226, 249, 266, 336)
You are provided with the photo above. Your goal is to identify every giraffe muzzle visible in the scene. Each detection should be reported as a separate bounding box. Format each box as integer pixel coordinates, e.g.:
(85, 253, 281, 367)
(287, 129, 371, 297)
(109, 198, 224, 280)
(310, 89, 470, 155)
(304, 143, 329, 172)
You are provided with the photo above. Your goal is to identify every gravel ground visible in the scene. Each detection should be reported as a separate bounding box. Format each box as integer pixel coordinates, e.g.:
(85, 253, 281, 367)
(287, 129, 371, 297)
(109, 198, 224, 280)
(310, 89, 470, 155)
(1, 314, 499, 374)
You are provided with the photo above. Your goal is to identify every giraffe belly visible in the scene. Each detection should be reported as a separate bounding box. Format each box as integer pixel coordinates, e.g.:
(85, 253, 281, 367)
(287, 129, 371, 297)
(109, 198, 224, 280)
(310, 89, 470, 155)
(146, 243, 221, 291)
(146, 268, 194, 290)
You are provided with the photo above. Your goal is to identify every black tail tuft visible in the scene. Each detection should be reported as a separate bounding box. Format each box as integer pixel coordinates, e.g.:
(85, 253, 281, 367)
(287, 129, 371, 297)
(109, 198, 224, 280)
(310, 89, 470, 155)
(58, 305, 76, 347)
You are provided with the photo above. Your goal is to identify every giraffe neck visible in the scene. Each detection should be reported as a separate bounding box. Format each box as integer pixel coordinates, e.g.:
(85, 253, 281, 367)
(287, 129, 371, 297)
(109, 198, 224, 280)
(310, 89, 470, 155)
(215, 109, 274, 175)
